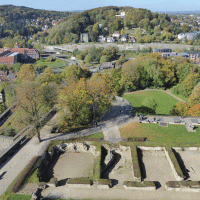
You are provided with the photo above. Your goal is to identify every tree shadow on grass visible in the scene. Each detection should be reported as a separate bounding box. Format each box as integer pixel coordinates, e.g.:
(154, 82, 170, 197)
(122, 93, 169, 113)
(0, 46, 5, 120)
(133, 106, 156, 115)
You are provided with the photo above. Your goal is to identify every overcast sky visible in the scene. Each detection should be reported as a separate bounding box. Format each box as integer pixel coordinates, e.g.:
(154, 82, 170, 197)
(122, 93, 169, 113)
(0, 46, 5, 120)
(2, 0, 200, 12)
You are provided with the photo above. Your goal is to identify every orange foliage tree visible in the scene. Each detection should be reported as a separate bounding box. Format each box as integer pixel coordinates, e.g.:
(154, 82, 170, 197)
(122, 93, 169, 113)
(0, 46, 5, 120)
(189, 103, 200, 117)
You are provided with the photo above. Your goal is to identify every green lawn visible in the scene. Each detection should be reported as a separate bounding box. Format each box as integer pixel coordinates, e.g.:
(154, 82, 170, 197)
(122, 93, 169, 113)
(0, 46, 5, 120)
(36, 59, 67, 69)
(120, 122, 200, 147)
(123, 90, 179, 115)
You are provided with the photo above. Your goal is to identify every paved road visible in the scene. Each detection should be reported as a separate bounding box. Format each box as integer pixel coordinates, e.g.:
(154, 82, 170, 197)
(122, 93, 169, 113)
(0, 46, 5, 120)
(42, 186, 200, 200)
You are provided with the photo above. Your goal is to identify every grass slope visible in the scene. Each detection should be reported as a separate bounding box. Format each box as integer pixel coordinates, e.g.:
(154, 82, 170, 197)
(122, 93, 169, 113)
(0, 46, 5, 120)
(123, 90, 179, 115)
(120, 122, 200, 147)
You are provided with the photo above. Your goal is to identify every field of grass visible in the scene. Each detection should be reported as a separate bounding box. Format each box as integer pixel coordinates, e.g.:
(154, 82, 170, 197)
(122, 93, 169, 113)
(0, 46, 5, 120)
(36, 59, 67, 69)
(120, 122, 200, 147)
(123, 90, 179, 115)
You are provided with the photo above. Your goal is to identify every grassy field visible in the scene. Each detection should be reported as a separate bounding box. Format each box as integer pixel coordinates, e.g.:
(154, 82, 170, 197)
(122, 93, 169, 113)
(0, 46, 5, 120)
(119, 122, 200, 147)
(36, 59, 67, 69)
(123, 90, 179, 115)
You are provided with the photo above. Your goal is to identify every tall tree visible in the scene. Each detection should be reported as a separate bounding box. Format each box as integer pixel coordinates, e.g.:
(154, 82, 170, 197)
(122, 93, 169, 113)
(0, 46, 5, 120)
(16, 81, 56, 142)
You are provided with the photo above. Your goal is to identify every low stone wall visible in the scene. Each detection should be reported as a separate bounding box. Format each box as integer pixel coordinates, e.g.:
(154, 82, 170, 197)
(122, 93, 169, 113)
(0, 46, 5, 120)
(165, 186, 200, 192)
(173, 147, 200, 151)
(56, 142, 100, 157)
(66, 184, 92, 189)
(123, 185, 156, 191)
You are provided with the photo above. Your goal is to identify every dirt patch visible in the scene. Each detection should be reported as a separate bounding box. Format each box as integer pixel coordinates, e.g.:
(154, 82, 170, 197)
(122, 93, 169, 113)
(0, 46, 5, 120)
(141, 149, 177, 188)
(175, 150, 200, 181)
(53, 152, 94, 181)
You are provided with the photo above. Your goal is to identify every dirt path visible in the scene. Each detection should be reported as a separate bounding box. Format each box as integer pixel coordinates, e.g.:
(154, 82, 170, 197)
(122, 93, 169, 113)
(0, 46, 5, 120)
(124, 89, 185, 102)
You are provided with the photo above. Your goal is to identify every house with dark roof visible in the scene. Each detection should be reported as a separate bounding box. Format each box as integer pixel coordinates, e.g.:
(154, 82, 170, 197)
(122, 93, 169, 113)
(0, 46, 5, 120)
(121, 34, 128, 42)
(99, 62, 115, 70)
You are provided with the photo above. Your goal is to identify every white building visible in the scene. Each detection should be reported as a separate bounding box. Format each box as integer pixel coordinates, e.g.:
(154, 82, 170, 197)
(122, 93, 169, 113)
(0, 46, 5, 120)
(97, 35, 106, 42)
(112, 31, 120, 38)
(107, 37, 115, 43)
(178, 31, 200, 40)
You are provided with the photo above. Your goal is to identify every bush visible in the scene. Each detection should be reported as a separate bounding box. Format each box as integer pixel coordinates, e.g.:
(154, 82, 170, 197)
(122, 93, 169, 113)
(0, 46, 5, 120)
(9, 156, 40, 193)
(127, 137, 147, 142)
(5, 128, 16, 136)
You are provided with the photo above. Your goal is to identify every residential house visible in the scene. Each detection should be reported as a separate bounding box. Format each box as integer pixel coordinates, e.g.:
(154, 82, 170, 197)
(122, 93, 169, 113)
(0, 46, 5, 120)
(129, 36, 136, 43)
(99, 62, 115, 70)
(80, 33, 89, 42)
(186, 52, 200, 64)
(115, 11, 126, 17)
(97, 35, 106, 42)
(121, 34, 128, 42)
(112, 31, 120, 38)
(107, 37, 115, 43)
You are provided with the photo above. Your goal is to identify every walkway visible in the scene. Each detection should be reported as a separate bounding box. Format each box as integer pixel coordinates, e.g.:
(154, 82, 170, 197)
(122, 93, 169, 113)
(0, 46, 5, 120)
(42, 186, 200, 200)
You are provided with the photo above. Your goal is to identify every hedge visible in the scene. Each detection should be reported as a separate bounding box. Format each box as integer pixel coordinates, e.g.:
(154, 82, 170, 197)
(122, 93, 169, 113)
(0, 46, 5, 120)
(9, 156, 40, 193)
(67, 178, 92, 185)
(168, 148, 185, 179)
(98, 179, 112, 185)
(131, 147, 141, 179)
(124, 181, 155, 187)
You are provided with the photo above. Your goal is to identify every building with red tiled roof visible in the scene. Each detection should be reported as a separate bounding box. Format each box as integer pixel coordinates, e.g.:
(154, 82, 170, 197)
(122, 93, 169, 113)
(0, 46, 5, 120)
(0, 47, 40, 65)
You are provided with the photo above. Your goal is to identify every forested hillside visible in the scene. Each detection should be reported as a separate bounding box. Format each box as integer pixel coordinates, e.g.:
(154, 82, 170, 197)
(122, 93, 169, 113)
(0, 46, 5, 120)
(45, 6, 175, 44)
(0, 5, 71, 38)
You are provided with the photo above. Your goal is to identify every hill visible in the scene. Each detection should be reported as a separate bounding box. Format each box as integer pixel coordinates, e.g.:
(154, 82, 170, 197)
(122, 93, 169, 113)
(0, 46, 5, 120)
(45, 6, 173, 44)
(0, 5, 72, 38)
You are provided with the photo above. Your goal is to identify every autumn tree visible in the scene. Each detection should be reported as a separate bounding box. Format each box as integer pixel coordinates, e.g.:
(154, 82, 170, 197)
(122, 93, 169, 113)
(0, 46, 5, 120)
(16, 81, 57, 142)
(86, 74, 113, 120)
(170, 101, 190, 116)
(59, 78, 91, 126)
(17, 64, 36, 83)
(189, 103, 200, 117)
(189, 85, 200, 106)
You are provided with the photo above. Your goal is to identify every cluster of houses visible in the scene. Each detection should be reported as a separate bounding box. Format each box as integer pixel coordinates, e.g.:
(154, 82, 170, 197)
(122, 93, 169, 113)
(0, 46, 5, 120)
(0, 45, 40, 66)
(178, 31, 200, 40)
(18, 18, 61, 32)
(80, 32, 136, 43)
(153, 48, 200, 64)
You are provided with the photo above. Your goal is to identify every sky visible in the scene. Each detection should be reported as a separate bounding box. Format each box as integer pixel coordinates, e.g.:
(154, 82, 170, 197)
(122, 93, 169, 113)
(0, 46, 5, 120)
(2, 0, 200, 12)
